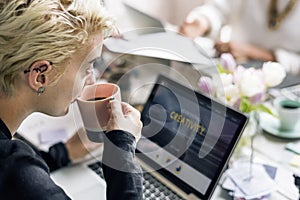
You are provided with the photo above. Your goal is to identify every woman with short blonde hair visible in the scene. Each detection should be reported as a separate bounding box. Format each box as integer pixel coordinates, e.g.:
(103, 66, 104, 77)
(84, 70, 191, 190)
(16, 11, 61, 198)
(0, 0, 143, 199)
(0, 0, 114, 96)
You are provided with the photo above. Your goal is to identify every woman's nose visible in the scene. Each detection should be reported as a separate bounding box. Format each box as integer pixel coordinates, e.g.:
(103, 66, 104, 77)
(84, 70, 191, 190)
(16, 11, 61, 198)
(85, 72, 96, 86)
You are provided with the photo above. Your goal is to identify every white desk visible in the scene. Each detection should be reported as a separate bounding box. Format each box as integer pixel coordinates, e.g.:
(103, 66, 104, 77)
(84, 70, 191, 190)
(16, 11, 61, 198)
(211, 132, 300, 199)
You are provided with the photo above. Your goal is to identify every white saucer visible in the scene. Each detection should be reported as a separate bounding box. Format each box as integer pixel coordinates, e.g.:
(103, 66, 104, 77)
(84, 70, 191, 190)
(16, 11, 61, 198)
(259, 112, 300, 139)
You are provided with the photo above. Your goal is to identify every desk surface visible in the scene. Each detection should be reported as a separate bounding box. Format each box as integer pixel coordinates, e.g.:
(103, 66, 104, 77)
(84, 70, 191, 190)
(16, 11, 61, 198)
(18, 110, 299, 200)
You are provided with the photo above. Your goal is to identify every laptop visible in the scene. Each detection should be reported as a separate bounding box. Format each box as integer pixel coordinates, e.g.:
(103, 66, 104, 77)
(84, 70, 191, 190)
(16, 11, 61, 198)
(280, 84, 300, 101)
(268, 73, 300, 101)
(19, 75, 248, 199)
(279, 74, 300, 101)
(122, 0, 166, 35)
(135, 74, 248, 199)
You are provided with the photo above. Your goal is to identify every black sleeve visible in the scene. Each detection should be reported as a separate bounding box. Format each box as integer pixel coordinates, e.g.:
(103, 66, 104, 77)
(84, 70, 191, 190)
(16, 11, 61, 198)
(102, 130, 143, 200)
(14, 133, 70, 172)
(40, 142, 71, 172)
(1, 140, 71, 200)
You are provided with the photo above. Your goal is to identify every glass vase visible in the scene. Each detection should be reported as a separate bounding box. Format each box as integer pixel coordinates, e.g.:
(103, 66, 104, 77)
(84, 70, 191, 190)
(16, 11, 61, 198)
(232, 111, 259, 160)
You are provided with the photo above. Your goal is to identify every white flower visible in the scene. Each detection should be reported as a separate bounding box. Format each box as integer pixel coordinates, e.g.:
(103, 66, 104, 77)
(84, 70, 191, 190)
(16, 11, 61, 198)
(238, 69, 265, 97)
(220, 53, 236, 72)
(197, 53, 286, 113)
(214, 84, 239, 106)
(198, 76, 215, 95)
(262, 61, 286, 87)
(213, 73, 233, 88)
(212, 73, 232, 100)
(233, 65, 246, 83)
(211, 73, 239, 105)
(224, 84, 240, 106)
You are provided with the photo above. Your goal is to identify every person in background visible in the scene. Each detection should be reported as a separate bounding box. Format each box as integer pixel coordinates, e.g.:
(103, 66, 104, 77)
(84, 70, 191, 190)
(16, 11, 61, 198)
(0, 0, 143, 199)
(179, 0, 300, 75)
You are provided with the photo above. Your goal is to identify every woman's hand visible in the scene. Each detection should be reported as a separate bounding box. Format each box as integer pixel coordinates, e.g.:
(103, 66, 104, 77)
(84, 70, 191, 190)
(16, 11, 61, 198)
(106, 99, 142, 142)
(178, 16, 210, 39)
(215, 41, 276, 62)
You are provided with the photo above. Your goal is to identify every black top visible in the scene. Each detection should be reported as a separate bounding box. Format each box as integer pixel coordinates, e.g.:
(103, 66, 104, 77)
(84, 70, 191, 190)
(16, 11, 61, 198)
(0, 118, 143, 199)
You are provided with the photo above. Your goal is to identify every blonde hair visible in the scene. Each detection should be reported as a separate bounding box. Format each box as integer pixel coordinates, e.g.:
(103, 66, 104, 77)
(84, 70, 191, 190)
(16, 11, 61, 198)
(0, 0, 115, 96)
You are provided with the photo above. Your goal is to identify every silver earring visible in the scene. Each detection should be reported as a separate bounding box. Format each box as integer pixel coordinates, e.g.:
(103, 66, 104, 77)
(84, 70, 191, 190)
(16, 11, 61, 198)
(37, 87, 45, 96)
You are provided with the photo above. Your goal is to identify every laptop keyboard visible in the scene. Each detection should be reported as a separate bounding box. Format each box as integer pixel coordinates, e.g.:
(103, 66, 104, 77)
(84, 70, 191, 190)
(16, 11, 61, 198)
(281, 84, 300, 100)
(87, 161, 183, 200)
(88, 161, 105, 179)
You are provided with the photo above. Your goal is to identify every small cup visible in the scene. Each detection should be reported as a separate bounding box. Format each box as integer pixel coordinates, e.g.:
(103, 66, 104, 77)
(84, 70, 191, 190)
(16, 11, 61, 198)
(77, 83, 121, 142)
(274, 97, 300, 131)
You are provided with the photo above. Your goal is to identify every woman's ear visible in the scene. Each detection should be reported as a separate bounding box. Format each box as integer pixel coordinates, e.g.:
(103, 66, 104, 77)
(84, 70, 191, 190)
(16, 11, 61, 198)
(26, 60, 53, 93)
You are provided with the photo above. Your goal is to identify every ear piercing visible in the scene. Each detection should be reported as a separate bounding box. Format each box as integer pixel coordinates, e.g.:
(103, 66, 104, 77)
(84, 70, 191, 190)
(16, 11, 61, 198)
(37, 87, 45, 96)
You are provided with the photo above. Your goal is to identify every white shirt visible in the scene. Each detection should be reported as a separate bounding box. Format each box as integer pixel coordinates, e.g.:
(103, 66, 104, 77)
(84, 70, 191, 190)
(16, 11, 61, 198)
(188, 0, 300, 75)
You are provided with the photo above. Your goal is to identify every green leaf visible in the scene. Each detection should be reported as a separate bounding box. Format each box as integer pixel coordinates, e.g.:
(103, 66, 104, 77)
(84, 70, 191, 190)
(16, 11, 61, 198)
(239, 97, 252, 113)
(252, 104, 274, 116)
(217, 64, 226, 74)
(238, 96, 275, 116)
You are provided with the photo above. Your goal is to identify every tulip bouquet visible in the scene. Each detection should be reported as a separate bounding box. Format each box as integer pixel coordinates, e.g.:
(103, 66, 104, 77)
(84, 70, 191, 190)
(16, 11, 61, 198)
(198, 53, 286, 114)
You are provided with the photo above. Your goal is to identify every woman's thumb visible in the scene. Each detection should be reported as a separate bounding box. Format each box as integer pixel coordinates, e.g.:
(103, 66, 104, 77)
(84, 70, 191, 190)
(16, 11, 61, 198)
(109, 98, 123, 119)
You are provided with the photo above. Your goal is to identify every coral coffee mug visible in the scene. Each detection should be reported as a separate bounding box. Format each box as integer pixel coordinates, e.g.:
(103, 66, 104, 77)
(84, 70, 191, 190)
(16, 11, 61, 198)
(77, 83, 121, 142)
(274, 97, 300, 131)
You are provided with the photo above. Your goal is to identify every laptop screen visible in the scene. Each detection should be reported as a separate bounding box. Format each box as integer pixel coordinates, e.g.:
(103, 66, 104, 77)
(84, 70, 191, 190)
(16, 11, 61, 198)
(137, 75, 248, 199)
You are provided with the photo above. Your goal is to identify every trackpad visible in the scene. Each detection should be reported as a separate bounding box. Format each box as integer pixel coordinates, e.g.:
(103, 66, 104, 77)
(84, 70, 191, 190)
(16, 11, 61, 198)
(72, 184, 106, 200)
(51, 163, 106, 200)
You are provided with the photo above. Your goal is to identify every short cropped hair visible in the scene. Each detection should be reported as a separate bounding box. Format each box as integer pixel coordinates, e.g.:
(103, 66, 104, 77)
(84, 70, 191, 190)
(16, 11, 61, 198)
(0, 0, 115, 96)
